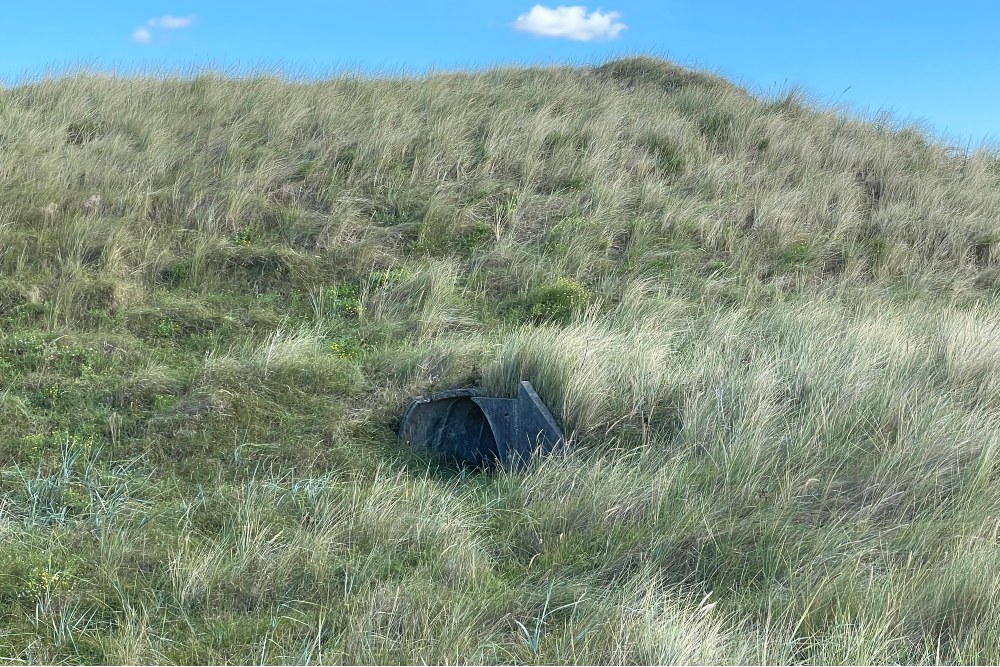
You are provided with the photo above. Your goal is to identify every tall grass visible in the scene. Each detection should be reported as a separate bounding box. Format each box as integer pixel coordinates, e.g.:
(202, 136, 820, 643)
(0, 57, 999, 663)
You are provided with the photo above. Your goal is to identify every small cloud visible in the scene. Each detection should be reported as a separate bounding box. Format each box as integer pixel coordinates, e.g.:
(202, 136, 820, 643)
(147, 15, 195, 29)
(131, 14, 195, 44)
(513, 5, 626, 42)
(131, 26, 153, 43)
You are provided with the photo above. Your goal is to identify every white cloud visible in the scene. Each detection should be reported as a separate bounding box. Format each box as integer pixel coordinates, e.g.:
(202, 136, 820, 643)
(131, 26, 153, 43)
(131, 15, 195, 44)
(147, 15, 195, 29)
(513, 5, 626, 41)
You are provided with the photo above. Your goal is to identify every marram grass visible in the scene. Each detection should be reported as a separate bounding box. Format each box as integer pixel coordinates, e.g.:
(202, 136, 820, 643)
(1, 57, 1000, 664)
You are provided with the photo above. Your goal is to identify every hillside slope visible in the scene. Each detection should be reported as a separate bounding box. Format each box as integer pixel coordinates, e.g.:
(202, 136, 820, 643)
(2, 58, 1000, 663)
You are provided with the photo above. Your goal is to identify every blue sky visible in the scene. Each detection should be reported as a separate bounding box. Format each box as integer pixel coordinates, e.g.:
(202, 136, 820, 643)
(2, 1, 998, 147)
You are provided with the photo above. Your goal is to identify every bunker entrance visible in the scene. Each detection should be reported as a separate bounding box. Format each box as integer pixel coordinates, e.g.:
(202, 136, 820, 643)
(398, 381, 565, 469)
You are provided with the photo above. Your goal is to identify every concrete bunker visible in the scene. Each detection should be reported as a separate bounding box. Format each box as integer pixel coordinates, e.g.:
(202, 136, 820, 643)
(398, 381, 565, 468)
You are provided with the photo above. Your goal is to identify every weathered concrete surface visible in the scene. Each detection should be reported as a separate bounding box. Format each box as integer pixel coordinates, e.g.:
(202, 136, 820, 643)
(398, 381, 565, 468)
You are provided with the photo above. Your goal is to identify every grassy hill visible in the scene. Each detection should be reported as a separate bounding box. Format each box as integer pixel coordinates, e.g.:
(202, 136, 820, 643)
(1, 57, 1000, 663)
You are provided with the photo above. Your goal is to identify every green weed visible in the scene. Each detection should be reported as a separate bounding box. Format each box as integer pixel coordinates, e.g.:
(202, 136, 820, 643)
(527, 278, 591, 324)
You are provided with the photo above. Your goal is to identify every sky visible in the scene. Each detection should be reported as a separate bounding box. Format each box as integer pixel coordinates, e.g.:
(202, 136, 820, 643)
(2, 1, 998, 148)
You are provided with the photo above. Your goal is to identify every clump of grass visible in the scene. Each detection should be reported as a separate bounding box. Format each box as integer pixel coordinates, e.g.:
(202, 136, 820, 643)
(0, 280, 29, 314)
(526, 277, 591, 324)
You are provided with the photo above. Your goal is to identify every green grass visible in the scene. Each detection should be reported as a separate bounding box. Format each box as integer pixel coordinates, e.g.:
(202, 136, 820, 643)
(1, 56, 999, 663)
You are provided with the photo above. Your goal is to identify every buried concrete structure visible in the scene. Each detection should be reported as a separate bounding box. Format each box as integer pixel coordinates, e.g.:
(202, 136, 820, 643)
(398, 381, 565, 468)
